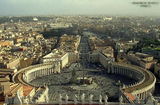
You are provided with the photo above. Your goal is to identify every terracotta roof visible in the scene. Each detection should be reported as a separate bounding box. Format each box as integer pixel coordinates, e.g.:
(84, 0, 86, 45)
(125, 92, 136, 101)
(0, 41, 13, 46)
(23, 85, 34, 96)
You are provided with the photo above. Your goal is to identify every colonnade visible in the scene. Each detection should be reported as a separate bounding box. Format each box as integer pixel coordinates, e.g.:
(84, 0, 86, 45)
(132, 83, 155, 100)
(13, 52, 156, 101)
(107, 63, 156, 100)
(89, 52, 155, 100)
(12, 63, 61, 87)
(108, 64, 145, 83)
(24, 67, 57, 83)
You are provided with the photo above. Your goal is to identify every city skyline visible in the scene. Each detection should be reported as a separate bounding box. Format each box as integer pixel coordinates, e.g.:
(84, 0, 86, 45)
(0, 0, 160, 16)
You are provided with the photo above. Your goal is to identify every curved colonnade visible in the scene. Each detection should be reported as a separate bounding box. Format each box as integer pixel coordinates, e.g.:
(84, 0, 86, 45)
(13, 62, 156, 100)
(108, 63, 156, 100)
(12, 63, 59, 87)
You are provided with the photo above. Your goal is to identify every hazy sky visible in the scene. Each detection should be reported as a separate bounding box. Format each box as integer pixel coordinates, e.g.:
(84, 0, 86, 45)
(0, 0, 159, 16)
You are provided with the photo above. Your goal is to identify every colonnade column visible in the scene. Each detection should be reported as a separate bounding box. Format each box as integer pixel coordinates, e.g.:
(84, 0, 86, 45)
(122, 68, 124, 75)
(107, 65, 110, 73)
(119, 67, 122, 74)
(43, 69, 45, 76)
(47, 68, 49, 75)
(40, 70, 42, 77)
(114, 67, 117, 74)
